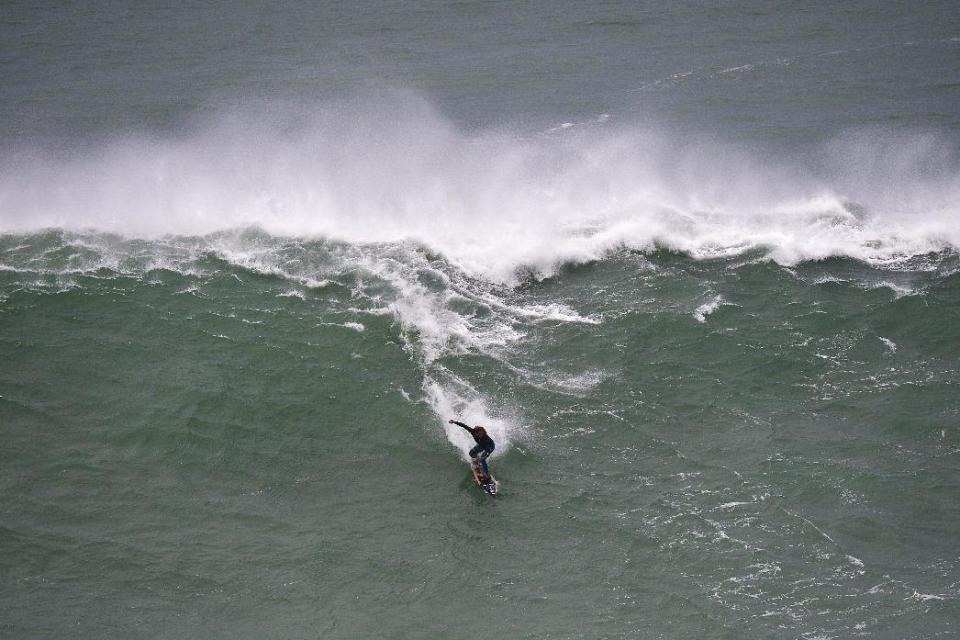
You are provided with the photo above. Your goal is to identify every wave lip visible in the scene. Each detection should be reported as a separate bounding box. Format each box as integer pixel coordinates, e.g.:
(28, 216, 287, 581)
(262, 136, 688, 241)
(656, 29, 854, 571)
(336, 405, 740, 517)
(1, 96, 958, 282)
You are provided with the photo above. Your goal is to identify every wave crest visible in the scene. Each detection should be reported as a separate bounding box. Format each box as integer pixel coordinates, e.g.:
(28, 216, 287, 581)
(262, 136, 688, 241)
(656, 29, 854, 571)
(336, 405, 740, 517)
(1, 93, 958, 283)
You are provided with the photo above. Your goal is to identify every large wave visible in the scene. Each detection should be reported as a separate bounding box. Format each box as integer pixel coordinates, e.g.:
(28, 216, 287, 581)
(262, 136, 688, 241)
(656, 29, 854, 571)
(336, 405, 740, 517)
(2, 92, 958, 283)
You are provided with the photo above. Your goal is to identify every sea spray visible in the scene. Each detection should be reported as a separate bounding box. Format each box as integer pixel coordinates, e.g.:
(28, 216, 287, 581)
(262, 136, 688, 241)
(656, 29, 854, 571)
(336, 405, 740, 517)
(2, 95, 959, 283)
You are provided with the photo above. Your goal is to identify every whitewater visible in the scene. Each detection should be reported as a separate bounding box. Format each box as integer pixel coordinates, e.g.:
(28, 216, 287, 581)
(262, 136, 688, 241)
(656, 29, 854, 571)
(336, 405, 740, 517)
(3, 95, 958, 282)
(2, 2, 960, 638)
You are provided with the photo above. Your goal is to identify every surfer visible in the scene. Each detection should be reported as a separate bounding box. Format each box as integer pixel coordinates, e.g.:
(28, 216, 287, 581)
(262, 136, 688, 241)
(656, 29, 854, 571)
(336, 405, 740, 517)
(449, 419, 495, 478)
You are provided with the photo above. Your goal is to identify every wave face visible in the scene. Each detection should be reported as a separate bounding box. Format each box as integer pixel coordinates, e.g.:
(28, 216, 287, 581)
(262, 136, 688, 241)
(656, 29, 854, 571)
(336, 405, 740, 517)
(4, 0, 960, 633)
(2, 223, 959, 638)
(4, 0, 960, 634)
(2, 94, 958, 283)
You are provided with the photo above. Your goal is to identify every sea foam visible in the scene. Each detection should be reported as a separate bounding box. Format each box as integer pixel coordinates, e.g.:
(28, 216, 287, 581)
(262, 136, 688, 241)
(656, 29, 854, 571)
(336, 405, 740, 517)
(1, 92, 957, 284)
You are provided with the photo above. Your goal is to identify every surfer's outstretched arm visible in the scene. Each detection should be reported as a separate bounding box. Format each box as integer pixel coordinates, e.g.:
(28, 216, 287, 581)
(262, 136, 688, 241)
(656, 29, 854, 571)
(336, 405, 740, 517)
(448, 419, 472, 433)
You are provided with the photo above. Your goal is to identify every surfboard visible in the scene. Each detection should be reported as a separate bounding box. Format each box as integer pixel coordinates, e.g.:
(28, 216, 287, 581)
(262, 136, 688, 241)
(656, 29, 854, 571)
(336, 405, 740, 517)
(471, 459, 498, 495)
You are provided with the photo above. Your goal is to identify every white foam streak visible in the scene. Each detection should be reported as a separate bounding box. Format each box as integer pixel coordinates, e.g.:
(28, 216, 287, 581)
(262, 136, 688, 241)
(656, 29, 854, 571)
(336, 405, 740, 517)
(879, 337, 898, 353)
(694, 295, 727, 323)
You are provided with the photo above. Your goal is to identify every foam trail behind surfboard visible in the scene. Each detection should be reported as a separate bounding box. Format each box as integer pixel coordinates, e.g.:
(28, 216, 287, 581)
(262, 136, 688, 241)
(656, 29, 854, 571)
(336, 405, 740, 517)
(423, 375, 512, 460)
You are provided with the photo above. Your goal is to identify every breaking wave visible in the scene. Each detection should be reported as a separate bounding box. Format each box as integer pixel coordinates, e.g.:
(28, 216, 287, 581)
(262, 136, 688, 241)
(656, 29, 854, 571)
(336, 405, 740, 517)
(1, 91, 958, 284)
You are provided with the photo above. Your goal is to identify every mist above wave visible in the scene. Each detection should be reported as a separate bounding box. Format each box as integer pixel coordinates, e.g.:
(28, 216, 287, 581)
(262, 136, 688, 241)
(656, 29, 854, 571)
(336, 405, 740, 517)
(1, 91, 957, 283)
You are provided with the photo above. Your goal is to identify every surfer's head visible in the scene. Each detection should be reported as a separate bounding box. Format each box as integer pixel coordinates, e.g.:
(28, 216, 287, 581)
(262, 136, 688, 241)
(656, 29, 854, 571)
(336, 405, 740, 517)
(474, 426, 486, 437)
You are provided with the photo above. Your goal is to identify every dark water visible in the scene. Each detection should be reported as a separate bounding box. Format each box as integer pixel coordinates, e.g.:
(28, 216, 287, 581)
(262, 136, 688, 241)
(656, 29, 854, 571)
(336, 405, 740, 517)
(2, 2, 959, 639)
(4, 1, 960, 144)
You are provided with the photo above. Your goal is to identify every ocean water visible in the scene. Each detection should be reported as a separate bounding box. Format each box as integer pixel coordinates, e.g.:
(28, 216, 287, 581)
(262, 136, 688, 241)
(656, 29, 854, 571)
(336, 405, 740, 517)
(2, 2, 959, 638)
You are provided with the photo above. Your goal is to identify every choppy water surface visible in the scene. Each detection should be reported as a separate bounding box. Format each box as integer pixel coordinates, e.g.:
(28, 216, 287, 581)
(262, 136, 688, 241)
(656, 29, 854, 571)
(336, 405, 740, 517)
(2, 1, 959, 638)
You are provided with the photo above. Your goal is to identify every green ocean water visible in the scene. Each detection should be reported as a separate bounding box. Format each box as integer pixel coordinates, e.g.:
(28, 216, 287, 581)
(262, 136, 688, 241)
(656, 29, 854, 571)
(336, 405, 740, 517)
(3, 1, 960, 637)
(1, 231, 958, 638)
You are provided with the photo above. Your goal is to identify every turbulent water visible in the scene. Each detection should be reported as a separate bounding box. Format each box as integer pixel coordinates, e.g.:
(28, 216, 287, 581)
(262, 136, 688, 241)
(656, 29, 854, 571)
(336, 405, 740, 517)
(2, 2, 960, 639)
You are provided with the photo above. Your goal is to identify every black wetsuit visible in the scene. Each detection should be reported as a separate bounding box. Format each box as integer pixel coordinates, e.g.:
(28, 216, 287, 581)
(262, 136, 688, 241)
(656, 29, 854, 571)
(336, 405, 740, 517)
(450, 420, 495, 475)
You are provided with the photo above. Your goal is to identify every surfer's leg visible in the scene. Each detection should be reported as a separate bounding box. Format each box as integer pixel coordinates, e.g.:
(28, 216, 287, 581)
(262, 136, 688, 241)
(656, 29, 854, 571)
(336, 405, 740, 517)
(478, 449, 490, 475)
(469, 444, 482, 459)
(481, 443, 494, 474)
